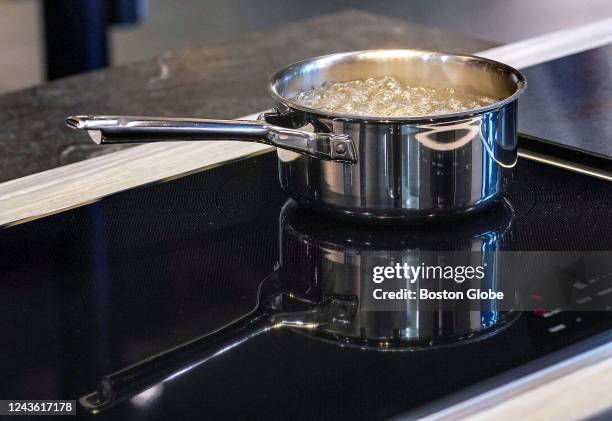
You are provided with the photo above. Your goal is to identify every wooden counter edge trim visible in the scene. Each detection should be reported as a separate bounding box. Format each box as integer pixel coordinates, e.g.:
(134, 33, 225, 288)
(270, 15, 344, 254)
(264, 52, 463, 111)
(0, 113, 269, 227)
(414, 339, 612, 421)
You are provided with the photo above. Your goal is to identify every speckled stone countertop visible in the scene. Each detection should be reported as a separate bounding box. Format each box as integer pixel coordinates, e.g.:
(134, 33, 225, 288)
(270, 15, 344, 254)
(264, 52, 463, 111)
(0, 11, 495, 183)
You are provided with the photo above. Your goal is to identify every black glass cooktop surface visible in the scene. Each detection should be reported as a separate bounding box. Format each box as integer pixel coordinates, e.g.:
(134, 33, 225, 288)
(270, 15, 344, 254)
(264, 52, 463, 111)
(1, 147, 611, 420)
(519, 43, 612, 157)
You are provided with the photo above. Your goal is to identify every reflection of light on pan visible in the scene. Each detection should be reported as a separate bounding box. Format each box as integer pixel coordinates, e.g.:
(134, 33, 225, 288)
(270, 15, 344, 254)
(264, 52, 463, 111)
(414, 118, 480, 151)
(481, 132, 517, 169)
(415, 118, 517, 168)
(131, 384, 163, 407)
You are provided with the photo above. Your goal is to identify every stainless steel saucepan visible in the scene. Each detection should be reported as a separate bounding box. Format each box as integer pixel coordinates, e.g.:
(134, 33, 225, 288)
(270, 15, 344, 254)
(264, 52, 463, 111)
(66, 49, 526, 222)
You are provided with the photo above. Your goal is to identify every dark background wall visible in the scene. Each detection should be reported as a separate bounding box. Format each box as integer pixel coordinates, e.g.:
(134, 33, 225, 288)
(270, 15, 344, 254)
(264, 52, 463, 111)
(1, 0, 612, 93)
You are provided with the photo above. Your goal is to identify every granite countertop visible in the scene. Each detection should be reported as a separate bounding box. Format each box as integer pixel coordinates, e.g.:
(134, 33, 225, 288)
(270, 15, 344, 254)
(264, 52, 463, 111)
(0, 11, 495, 183)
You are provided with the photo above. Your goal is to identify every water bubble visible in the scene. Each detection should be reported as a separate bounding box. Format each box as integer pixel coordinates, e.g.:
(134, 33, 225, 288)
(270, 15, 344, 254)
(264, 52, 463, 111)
(292, 76, 498, 117)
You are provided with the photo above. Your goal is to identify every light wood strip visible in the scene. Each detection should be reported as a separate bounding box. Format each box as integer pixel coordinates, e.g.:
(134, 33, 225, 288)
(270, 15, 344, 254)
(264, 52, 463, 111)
(468, 356, 612, 421)
(2, 18, 612, 227)
(0, 113, 270, 226)
(418, 341, 612, 421)
(477, 16, 612, 68)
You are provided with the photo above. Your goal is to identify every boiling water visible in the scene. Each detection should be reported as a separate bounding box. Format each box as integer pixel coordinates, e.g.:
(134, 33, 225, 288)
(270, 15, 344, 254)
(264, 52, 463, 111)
(292, 76, 498, 117)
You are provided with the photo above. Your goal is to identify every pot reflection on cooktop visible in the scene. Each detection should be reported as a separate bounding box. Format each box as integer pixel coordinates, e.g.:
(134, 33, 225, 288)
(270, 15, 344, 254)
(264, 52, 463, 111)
(80, 198, 518, 413)
(1, 151, 611, 420)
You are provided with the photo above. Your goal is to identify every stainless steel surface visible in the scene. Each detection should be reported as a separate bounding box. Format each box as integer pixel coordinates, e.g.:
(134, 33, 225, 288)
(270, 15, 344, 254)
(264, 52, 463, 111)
(272, 50, 525, 222)
(269, 50, 524, 121)
(65, 115, 357, 164)
(278, 199, 517, 346)
(66, 49, 525, 222)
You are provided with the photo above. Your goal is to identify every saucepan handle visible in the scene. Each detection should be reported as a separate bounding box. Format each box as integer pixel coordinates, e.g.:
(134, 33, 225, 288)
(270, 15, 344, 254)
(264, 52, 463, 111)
(79, 303, 352, 413)
(65, 114, 357, 164)
(79, 309, 274, 413)
(78, 266, 356, 414)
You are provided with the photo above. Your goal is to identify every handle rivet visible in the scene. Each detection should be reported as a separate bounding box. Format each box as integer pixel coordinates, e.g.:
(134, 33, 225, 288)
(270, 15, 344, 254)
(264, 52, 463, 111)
(334, 143, 347, 155)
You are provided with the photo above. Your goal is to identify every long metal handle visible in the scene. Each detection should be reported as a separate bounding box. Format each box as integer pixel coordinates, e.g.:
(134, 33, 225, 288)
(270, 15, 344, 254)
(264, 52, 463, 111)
(65, 115, 357, 164)
(79, 309, 274, 414)
(79, 290, 357, 414)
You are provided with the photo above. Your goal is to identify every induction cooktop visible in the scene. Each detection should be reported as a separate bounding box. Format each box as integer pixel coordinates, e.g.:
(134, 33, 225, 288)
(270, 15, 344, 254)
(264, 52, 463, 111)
(1, 146, 611, 420)
(1, 47, 612, 421)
